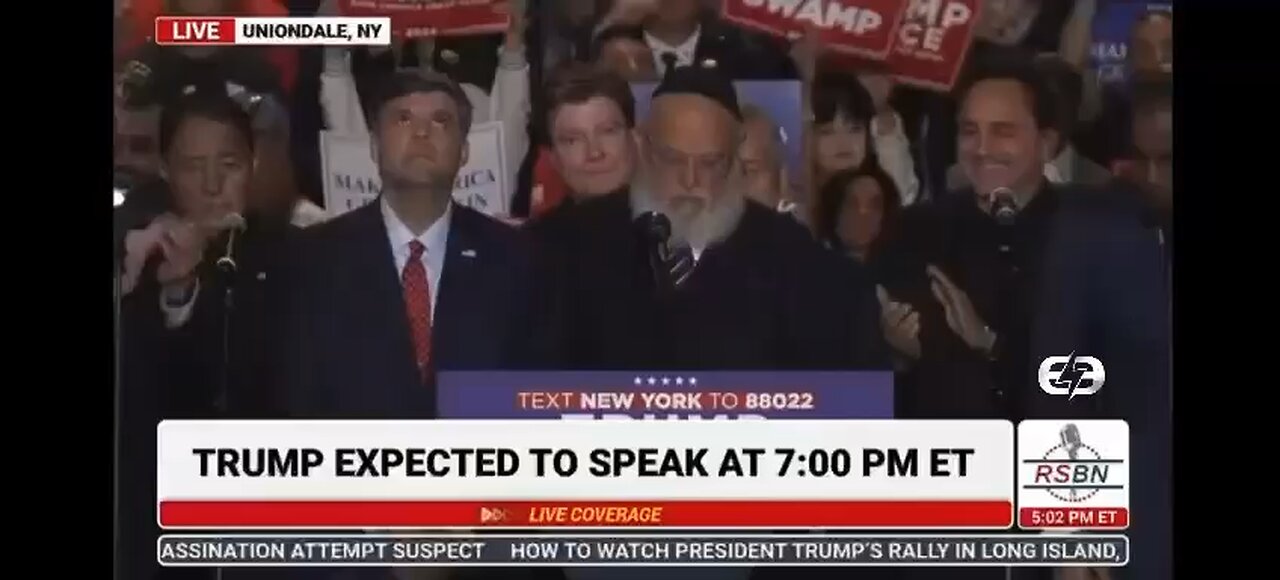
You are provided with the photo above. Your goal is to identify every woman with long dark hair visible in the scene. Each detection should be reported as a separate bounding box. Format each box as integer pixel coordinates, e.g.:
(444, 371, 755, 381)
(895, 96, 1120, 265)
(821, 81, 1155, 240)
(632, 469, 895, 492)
(816, 163, 903, 266)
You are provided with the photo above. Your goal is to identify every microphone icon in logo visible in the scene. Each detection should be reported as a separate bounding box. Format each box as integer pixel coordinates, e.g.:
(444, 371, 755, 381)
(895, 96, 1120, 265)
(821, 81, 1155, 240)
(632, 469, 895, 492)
(1059, 424, 1083, 500)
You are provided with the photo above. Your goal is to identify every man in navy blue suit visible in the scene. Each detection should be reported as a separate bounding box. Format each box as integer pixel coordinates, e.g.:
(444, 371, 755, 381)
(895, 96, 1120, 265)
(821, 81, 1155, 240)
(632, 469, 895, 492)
(279, 70, 557, 419)
(1028, 187, 1171, 580)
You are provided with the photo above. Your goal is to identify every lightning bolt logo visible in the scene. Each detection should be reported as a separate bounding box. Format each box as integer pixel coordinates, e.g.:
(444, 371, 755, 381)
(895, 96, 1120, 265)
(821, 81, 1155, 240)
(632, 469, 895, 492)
(1056, 351, 1087, 400)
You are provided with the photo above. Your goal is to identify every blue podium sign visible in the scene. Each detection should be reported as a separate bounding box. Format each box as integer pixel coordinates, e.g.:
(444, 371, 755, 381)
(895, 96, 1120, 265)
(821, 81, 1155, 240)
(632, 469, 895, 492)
(437, 371, 894, 419)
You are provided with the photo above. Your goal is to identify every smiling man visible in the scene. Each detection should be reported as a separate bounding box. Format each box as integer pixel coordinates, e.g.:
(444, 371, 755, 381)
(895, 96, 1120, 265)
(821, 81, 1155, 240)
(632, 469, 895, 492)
(877, 54, 1067, 428)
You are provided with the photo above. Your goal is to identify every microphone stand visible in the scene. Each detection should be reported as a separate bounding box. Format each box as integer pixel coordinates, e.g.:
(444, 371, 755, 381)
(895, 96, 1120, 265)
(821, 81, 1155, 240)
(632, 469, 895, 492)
(112, 258, 124, 580)
(215, 234, 238, 417)
(214, 228, 240, 580)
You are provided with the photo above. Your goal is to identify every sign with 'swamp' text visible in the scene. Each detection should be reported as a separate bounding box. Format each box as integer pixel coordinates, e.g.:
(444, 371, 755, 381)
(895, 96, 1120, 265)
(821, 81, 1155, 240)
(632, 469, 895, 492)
(722, 0, 910, 60)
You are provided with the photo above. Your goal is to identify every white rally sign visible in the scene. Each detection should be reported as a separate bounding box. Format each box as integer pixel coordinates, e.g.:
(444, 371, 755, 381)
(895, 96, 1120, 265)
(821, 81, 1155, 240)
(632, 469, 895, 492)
(320, 121, 509, 218)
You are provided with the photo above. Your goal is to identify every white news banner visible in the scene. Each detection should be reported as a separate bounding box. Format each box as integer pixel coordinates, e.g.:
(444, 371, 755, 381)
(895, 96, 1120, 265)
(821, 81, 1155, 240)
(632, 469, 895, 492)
(155, 420, 1015, 530)
(321, 122, 509, 219)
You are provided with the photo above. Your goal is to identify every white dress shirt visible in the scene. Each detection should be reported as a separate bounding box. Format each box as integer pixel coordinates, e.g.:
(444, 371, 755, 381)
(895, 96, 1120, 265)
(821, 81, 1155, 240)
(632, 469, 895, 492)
(644, 26, 701, 77)
(382, 197, 452, 321)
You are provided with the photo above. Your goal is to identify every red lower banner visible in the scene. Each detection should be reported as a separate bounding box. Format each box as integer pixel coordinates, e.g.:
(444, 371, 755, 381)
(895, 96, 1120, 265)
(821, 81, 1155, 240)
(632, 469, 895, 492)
(160, 499, 1013, 528)
(1018, 507, 1129, 530)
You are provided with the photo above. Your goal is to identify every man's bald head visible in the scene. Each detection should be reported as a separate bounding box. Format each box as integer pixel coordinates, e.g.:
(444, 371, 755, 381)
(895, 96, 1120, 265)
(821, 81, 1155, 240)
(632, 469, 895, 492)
(636, 92, 745, 249)
(644, 93, 741, 206)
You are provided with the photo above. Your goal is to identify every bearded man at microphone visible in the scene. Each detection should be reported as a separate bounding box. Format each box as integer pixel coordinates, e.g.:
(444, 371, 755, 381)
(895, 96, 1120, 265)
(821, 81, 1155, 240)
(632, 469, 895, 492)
(116, 89, 297, 580)
(550, 64, 885, 374)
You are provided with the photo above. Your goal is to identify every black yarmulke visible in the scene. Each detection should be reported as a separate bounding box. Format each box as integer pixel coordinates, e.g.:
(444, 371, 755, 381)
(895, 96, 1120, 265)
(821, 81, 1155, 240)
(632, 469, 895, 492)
(651, 64, 742, 120)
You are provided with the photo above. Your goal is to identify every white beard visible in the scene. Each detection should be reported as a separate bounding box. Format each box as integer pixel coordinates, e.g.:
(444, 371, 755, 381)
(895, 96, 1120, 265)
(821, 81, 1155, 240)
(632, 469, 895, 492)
(629, 170, 747, 250)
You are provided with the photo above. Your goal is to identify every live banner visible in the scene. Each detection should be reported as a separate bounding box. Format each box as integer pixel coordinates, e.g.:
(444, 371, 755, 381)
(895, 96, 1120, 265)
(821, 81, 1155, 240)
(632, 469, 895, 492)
(320, 122, 509, 218)
(721, 0, 909, 60)
(885, 0, 982, 91)
(1090, 2, 1172, 85)
(436, 371, 894, 419)
(340, 0, 509, 38)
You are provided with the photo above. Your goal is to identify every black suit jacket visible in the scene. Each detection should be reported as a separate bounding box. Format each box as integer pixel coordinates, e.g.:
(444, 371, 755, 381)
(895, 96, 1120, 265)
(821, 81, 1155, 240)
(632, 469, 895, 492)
(279, 201, 557, 418)
(690, 18, 798, 80)
(1028, 189, 1171, 580)
(117, 215, 295, 580)
(547, 192, 884, 371)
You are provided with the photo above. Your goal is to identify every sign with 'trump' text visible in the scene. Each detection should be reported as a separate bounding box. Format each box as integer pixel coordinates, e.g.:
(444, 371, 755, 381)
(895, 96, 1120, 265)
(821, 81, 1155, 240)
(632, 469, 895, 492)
(885, 0, 981, 90)
(320, 121, 509, 218)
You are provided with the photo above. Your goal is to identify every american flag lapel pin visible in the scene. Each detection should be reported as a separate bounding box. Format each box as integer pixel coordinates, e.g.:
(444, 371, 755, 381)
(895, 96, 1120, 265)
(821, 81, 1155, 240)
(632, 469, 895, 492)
(461, 249, 477, 258)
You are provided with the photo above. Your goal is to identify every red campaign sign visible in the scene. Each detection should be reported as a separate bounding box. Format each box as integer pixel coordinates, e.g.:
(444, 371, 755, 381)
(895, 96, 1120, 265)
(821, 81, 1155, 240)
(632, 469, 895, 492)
(340, 0, 509, 38)
(885, 0, 982, 91)
(721, 0, 910, 60)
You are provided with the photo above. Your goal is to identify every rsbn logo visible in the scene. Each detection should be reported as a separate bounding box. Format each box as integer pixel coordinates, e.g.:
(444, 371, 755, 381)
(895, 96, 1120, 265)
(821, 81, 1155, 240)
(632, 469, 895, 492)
(1025, 424, 1124, 503)
(1037, 352, 1105, 399)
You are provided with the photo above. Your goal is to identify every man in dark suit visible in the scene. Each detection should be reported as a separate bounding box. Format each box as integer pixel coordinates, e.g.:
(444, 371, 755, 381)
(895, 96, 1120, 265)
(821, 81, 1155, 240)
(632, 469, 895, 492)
(117, 89, 295, 580)
(1027, 78, 1174, 580)
(878, 54, 1072, 425)
(554, 65, 885, 373)
(591, 0, 798, 81)
(1028, 189, 1171, 580)
(279, 70, 555, 419)
(270, 69, 556, 580)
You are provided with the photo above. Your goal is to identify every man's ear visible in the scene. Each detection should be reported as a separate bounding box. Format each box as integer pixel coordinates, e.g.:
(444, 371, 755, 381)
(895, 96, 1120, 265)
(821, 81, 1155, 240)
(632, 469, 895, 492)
(460, 139, 470, 167)
(368, 139, 380, 166)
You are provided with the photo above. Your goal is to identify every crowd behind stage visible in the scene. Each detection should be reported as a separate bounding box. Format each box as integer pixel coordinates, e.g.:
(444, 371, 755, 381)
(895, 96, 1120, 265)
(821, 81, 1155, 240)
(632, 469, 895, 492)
(114, 1, 1173, 580)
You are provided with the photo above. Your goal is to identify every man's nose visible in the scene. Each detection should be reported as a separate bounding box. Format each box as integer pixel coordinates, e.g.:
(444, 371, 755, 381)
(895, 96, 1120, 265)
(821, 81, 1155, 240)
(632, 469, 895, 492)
(411, 118, 433, 138)
(202, 167, 224, 197)
(677, 158, 702, 191)
(975, 132, 992, 157)
(586, 137, 605, 161)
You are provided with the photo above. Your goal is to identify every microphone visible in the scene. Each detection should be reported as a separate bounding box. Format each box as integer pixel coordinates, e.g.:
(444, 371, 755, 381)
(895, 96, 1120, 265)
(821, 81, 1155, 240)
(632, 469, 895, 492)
(214, 212, 247, 276)
(989, 187, 1018, 226)
(1059, 423, 1083, 500)
(1060, 423, 1082, 460)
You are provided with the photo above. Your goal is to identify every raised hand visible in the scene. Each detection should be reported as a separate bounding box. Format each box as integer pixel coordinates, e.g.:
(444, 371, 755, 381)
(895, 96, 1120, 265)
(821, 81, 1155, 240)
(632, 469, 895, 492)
(926, 265, 996, 355)
(876, 285, 921, 360)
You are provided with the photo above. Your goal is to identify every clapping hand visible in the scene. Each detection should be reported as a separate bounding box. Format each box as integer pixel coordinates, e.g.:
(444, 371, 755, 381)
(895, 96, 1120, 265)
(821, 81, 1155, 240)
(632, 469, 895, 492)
(926, 265, 997, 355)
(876, 285, 921, 360)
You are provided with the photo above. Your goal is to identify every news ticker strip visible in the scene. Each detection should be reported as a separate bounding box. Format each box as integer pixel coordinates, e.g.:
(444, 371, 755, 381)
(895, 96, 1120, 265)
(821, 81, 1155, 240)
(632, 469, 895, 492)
(158, 534, 1128, 567)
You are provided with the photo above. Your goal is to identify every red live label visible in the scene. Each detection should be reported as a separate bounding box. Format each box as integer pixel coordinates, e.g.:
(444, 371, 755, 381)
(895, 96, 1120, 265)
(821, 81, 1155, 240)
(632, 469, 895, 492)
(154, 17, 237, 44)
